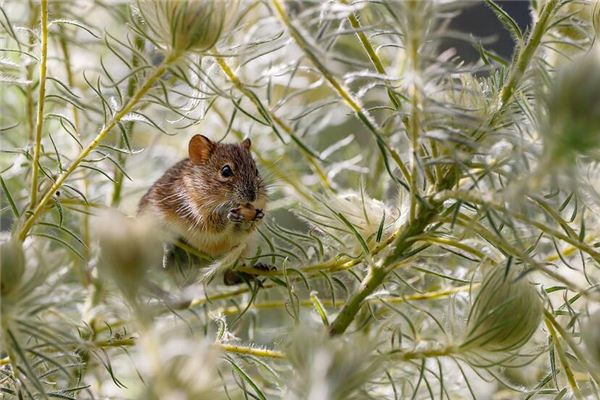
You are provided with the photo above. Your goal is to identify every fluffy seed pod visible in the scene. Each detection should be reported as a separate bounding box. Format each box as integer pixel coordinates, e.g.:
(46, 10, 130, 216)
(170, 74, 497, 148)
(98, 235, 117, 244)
(582, 310, 600, 367)
(96, 210, 163, 300)
(461, 267, 543, 353)
(136, 0, 237, 55)
(543, 49, 600, 162)
(0, 239, 25, 296)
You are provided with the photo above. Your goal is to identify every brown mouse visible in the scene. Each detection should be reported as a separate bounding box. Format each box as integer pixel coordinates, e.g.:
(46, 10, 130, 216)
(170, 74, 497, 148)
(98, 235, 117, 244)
(139, 135, 267, 279)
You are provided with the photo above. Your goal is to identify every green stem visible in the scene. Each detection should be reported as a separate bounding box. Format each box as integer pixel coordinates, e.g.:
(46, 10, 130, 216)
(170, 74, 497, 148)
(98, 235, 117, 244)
(328, 265, 387, 335)
(29, 0, 48, 208)
(328, 198, 443, 336)
(544, 310, 600, 385)
(328, 168, 456, 336)
(25, 0, 39, 142)
(341, 0, 401, 109)
(111, 34, 145, 206)
(498, 0, 558, 107)
(545, 319, 583, 400)
(17, 54, 178, 241)
(392, 344, 459, 361)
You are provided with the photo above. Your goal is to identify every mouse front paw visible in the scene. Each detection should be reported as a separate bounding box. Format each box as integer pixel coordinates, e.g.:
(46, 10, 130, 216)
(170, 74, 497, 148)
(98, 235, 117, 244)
(227, 208, 246, 223)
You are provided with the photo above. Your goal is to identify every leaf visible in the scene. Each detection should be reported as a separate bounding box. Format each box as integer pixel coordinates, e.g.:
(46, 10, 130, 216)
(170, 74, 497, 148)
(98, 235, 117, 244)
(31, 233, 84, 260)
(226, 358, 268, 400)
(6, 329, 48, 397)
(484, 0, 523, 41)
(0, 176, 20, 217)
(49, 19, 100, 39)
(336, 211, 370, 255)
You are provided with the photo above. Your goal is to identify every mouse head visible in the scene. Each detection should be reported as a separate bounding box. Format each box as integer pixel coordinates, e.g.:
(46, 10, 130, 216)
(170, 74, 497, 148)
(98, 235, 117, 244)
(188, 134, 267, 217)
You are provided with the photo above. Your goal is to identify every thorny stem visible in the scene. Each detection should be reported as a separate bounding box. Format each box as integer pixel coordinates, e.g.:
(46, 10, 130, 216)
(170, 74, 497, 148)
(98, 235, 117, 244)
(17, 53, 179, 241)
(498, 0, 559, 109)
(29, 0, 48, 209)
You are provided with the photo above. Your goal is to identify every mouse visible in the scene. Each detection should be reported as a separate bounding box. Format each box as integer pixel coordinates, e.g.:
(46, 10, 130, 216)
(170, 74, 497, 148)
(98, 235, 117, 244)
(138, 134, 269, 285)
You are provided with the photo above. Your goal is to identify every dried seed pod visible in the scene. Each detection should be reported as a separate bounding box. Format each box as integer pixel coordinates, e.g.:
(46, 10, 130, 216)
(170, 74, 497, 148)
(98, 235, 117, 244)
(582, 310, 600, 367)
(136, 0, 237, 55)
(0, 239, 25, 296)
(461, 267, 543, 353)
(543, 49, 600, 162)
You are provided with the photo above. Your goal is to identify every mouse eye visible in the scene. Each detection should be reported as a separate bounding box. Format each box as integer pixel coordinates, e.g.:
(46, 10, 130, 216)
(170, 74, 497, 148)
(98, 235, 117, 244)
(221, 165, 233, 178)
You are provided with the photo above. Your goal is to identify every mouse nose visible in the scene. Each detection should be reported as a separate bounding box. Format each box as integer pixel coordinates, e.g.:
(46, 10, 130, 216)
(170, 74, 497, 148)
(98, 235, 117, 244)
(243, 187, 256, 203)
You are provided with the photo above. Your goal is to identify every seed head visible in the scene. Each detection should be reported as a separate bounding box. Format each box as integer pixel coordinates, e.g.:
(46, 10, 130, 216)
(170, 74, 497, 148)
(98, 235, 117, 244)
(136, 0, 237, 55)
(461, 267, 542, 353)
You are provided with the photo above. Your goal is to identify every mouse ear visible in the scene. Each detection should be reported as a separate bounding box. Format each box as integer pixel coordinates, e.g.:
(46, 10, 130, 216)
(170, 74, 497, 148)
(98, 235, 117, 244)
(241, 138, 251, 150)
(189, 134, 215, 165)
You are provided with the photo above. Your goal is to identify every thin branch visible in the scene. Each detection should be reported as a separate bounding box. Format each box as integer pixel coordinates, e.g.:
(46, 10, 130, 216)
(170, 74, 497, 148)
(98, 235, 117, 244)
(29, 0, 48, 208)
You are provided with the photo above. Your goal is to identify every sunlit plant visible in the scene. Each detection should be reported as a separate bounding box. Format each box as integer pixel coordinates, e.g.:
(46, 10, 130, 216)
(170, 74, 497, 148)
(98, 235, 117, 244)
(2, 0, 600, 398)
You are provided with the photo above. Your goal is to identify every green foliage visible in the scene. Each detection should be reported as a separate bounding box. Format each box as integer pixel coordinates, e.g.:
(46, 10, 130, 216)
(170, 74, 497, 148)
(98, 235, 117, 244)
(1, 0, 600, 398)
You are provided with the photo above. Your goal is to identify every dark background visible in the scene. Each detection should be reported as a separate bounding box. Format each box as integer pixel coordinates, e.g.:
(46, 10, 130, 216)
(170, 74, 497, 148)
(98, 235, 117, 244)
(447, 1, 531, 61)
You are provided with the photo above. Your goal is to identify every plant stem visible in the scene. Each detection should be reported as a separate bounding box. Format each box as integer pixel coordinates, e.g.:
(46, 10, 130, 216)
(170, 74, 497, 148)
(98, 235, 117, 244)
(29, 0, 48, 208)
(95, 337, 286, 359)
(341, 0, 401, 110)
(17, 54, 178, 241)
(544, 310, 600, 385)
(211, 283, 474, 317)
(498, 0, 558, 107)
(392, 344, 459, 361)
(25, 0, 40, 142)
(111, 34, 145, 206)
(544, 319, 583, 400)
(328, 265, 387, 335)
(328, 198, 442, 336)
(217, 343, 286, 360)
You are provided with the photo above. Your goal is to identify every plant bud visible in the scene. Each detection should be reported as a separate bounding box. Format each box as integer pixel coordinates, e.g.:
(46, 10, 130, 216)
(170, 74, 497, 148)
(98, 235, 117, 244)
(0, 239, 25, 296)
(543, 49, 600, 162)
(136, 0, 237, 55)
(96, 210, 163, 299)
(582, 310, 600, 367)
(461, 267, 542, 353)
